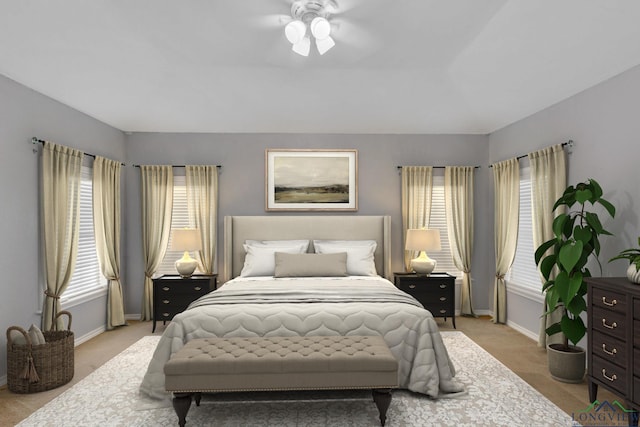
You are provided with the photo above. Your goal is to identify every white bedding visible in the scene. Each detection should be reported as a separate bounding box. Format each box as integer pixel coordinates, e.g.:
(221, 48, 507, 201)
(139, 276, 464, 399)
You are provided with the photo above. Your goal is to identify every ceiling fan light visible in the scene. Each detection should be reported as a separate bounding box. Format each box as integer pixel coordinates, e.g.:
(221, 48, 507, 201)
(316, 36, 335, 55)
(310, 16, 331, 40)
(285, 20, 306, 44)
(292, 36, 311, 56)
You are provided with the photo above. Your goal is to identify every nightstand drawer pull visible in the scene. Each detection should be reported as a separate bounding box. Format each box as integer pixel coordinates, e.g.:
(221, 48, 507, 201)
(162, 287, 170, 291)
(162, 300, 170, 304)
(162, 312, 170, 318)
(439, 284, 447, 289)
(601, 344, 617, 356)
(601, 296, 617, 307)
(439, 309, 447, 314)
(408, 284, 416, 289)
(601, 369, 617, 382)
(439, 297, 447, 302)
(194, 286, 202, 291)
(601, 319, 617, 329)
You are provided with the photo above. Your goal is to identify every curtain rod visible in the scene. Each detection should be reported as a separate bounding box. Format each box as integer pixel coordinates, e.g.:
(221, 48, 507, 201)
(133, 164, 222, 168)
(488, 140, 573, 168)
(396, 165, 480, 169)
(32, 137, 126, 166)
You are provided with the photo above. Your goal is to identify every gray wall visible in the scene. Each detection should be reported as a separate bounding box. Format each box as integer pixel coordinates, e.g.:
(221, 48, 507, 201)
(489, 64, 640, 337)
(123, 134, 495, 316)
(0, 74, 126, 382)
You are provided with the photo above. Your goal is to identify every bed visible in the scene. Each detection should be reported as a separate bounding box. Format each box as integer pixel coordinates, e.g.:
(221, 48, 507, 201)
(139, 215, 464, 399)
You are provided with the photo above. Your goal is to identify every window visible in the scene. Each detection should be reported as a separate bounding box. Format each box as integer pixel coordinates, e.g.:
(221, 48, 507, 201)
(429, 171, 462, 278)
(507, 163, 542, 295)
(156, 175, 196, 276)
(62, 166, 107, 306)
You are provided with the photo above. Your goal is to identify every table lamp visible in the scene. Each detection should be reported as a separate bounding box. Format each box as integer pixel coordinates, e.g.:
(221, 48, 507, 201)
(405, 228, 441, 275)
(170, 228, 202, 278)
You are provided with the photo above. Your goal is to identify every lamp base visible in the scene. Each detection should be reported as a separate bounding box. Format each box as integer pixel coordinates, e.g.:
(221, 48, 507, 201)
(175, 252, 198, 278)
(410, 251, 437, 275)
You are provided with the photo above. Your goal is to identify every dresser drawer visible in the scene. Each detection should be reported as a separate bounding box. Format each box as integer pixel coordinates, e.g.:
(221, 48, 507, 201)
(426, 304, 454, 317)
(592, 307, 626, 340)
(635, 298, 640, 320)
(592, 287, 627, 314)
(592, 330, 626, 368)
(636, 320, 640, 348)
(592, 355, 627, 395)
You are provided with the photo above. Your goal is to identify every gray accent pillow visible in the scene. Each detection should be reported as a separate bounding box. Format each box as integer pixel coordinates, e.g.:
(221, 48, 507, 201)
(274, 252, 348, 277)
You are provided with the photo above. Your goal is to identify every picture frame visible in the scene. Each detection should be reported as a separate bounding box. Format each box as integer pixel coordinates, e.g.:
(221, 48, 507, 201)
(265, 149, 358, 211)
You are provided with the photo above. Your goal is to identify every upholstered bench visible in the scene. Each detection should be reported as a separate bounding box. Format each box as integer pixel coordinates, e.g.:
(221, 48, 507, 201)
(164, 335, 398, 426)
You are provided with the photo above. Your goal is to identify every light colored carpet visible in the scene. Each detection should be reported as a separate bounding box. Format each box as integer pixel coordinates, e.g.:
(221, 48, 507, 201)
(17, 332, 573, 427)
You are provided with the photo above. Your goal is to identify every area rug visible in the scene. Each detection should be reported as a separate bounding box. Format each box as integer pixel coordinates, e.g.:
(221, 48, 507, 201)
(17, 332, 572, 426)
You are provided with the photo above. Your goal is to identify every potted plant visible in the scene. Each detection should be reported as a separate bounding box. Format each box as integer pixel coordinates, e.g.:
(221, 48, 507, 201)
(534, 178, 615, 383)
(609, 237, 640, 284)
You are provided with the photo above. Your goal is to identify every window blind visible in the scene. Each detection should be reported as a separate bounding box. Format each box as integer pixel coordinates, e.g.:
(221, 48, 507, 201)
(508, 164, 541, 291)
(430, 172, 462, 277)
(62, 166, 106, 304)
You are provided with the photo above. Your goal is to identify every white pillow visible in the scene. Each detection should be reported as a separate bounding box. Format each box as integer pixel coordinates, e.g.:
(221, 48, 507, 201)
(313, 240, 378, 276)
(245, 240, 310, 251)
(28, 324, 46, 345)
(240, 243, 309, 277)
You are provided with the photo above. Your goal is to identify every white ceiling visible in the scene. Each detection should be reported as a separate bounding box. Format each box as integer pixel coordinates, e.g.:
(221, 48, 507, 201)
(2, 0, 640, 134)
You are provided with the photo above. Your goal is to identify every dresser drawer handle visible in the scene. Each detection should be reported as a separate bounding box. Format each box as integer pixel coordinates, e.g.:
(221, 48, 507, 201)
(162, 287, 170, 291)
(601, 296, 617, 307)
(409, 284, 416, 289)
(601, 319, 617, 329)
(194, 286, 202, 291)
(439, 284, 447, 289)
(601, 369, 617, 382)
(439, 309, 447, 314)
(601, 344, 617, 356)
(439, 297, 447, 302)
(162, 312, 170, 318)
(162, 300, 170, 304)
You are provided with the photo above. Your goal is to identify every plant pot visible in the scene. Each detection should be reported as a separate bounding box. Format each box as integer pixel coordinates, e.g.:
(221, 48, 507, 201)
(547, 343, 585, 383)
(627, 264, 640, 284)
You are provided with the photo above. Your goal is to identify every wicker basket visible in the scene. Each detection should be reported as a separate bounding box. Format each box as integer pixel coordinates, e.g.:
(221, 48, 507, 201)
(6, 311, 74, 393)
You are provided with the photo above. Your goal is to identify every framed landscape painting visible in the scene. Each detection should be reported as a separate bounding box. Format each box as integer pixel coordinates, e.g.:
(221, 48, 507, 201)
(265, 149, 358, 211)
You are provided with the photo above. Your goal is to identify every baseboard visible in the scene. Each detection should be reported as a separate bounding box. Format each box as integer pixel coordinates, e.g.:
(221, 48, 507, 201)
(75, 325, 107, 346)
(0, 375, 6, 388)
(125, 313, 140, 320)
(506, 320, 538, 341)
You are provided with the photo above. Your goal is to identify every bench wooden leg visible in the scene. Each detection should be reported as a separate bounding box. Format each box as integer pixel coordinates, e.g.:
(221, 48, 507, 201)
(372, 389, 393, 426)
(172, 393, 193, 427)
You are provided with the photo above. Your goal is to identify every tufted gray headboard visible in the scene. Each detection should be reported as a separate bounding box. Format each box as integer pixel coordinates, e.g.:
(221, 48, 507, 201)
(223, 216, 391, 282)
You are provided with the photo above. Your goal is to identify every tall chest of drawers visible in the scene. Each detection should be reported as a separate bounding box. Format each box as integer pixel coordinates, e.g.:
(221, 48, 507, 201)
(152, 274, 217, 332)
(586, 277, 639, 416)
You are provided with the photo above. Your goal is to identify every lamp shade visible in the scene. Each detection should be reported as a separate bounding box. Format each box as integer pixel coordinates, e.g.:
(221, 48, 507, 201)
(285, 20, 306, 44)
(310, 16, 331, 40)
(405, 228, 441, 252)
(292, 36, 311, 56)
(170, 228, 202, 252)
(316, 36, 335, 55)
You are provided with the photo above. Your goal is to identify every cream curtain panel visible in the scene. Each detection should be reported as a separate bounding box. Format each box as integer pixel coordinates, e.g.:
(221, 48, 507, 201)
(529, 144, 567, 347)
(401, 166, 433, 271)
(492, 158, 520, 324)
(186, 166, 218, 274)
(93, 157, 126, 330)
(445, 166, 475, 316)
(140, 166, 173, 321)
(41, 142, 83, 331)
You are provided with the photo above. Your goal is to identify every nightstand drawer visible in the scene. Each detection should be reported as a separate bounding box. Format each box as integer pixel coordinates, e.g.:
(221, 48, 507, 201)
(156, 283, 209, 295)
(427, 304, 454, 317)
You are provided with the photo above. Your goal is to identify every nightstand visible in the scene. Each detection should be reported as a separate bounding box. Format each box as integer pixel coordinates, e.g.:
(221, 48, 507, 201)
(152, 274, 217, 332)
(394, 272, 456, 328)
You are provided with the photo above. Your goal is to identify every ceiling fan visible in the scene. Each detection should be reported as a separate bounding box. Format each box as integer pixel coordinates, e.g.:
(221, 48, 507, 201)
(284, 0, 339, 56)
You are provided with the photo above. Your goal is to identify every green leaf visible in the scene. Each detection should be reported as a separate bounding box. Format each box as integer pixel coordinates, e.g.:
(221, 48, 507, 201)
(553, 271, 570, 303)
(561, 315, 586, 346)
(558, 241, 583, 273)
(552, 214, 568, 239)
(565, 271, 583, 307)
(535, 239, 556, 265)
(540, 255, 557, 281)
(573, 226, 592, 245)
(575, 189, 593, 204)
(597, 198, 616, 218)
(585, 212, 604, 234)
(546, 286, 560, 311)
(589, 179, 602, 198)
(567, 295, 587, 318)
(545, 322, 562, 336)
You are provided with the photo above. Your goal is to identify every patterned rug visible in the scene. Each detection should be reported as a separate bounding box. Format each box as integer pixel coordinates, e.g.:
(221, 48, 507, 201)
(17, 332, 573, 426)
